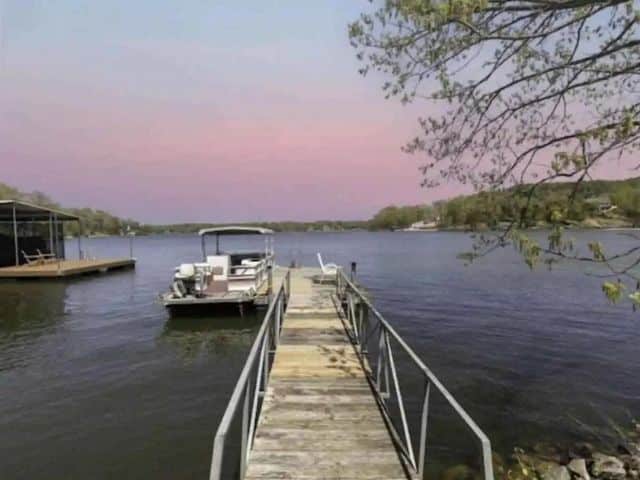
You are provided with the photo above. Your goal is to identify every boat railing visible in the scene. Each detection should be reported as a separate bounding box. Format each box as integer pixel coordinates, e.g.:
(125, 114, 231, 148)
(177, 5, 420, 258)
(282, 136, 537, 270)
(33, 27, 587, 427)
(228, 258, 270, 287)
(336, 269, 494, 480)
(208, 268, 290, 480)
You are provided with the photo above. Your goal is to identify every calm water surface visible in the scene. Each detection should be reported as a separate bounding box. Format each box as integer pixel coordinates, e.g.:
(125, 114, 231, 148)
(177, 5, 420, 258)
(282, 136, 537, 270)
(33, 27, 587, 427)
(1, 232, 638, 479)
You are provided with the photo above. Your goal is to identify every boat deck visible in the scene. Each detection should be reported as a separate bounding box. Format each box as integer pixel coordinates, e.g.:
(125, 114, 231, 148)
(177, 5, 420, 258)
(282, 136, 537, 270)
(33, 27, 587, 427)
(162, 266, 287, 308)
(0, 258, 135, 279)
(245, 268, 411, 479)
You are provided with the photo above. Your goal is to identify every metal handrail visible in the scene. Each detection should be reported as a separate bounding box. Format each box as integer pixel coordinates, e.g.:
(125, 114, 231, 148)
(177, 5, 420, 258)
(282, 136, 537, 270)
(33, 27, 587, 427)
(209, 269, 290, 480)
(336, 269, 494, 480)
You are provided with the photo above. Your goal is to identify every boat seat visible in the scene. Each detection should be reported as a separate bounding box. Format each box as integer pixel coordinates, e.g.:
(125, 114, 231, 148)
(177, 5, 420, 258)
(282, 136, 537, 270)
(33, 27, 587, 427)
(204, 265, 228, 294)
(206, 255, 230, 280)
(241, 259, 261, 267)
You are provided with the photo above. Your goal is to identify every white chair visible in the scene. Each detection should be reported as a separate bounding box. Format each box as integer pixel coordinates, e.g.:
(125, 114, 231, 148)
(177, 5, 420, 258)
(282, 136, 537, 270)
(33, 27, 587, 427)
(317, 253, 339, 283)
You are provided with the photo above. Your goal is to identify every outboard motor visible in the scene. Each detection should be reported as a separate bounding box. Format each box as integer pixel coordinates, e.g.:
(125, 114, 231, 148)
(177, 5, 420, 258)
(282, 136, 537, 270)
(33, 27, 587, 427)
(172, 264, 197, 298)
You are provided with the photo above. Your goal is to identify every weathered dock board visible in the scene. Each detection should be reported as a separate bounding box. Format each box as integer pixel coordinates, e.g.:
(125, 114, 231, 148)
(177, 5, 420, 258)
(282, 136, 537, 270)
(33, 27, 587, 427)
(0, 258, 135, 279)
(245, 269, 410, 480)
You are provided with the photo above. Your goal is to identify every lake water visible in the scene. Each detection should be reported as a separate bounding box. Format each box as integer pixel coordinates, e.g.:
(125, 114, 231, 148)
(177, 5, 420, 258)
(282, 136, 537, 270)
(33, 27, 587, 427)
(1, 231, 639, 479)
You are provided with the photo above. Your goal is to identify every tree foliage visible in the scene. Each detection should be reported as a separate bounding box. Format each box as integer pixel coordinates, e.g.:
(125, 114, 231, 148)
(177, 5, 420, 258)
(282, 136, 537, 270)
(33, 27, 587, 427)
(369, 204, 434, 229)
(350, 0, 640, 189)
(350, 0, 640, 303)
(0, 182, 140, 236)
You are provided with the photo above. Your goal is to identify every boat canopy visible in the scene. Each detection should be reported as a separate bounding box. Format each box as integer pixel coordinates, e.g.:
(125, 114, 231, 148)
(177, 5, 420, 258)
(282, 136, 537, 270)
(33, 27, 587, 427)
(198, 226, 274, 236)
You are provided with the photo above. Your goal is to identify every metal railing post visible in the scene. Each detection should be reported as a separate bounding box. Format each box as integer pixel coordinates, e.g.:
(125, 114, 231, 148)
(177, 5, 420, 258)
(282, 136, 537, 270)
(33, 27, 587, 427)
(418, 380, 431, 477)
(209, 435, 225, 480)
(384, 330, 416, 469)
(240, 383, 250, 478)
(334, 272, 494, 480)
(249, 336, 267, 451)
(286, 271, 291, 302)
(360, 304, 368, 354)
(275, 296, 281, 346)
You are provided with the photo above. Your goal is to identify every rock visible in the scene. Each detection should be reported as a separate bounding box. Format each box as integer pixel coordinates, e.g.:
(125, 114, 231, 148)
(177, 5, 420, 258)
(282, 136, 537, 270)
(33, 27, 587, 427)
(538, 463, 571, 480)
(568, 458, 590, 480)
(590, 453, 626, 480)
(440, 464, 477, 480)
(627, 455, 640, 471)
(492, 452, 506, 477)
(570, 443, 595, 460)
(628, 470, 639, 480)
(533, 442, 568, 464)
(617, 445, 632, 456)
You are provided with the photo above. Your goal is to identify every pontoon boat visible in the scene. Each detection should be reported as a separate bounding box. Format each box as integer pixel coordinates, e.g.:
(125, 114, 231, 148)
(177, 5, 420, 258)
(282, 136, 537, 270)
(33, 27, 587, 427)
(161, 226, 274, 314)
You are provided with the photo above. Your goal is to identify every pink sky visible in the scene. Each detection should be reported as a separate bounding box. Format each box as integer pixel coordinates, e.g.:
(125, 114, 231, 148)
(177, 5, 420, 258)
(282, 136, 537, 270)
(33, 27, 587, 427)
(2, 1, 633, 223)
(1, 1, 467, 223)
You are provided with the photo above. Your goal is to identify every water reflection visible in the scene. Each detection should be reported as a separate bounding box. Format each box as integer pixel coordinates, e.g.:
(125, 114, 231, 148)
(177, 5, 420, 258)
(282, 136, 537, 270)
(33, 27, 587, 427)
(159, 313, 263, 361)
(0, 280, 69, 371)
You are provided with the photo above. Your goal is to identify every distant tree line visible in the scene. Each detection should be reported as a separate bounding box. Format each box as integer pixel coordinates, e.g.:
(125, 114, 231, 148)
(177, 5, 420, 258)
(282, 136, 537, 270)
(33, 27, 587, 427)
(4, 177, 640, 236)
(0, 183, 141, 236)
(370, 177, 640, 231)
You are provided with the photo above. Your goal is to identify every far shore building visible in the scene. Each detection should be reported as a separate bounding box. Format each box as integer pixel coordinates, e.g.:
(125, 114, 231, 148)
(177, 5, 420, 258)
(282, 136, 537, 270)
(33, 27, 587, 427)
(403, 220, 439, 231)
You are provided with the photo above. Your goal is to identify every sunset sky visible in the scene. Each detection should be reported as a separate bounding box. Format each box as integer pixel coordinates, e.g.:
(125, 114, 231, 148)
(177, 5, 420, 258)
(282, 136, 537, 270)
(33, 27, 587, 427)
(0, 0, 457, 223)
(2, 2, 630, 224)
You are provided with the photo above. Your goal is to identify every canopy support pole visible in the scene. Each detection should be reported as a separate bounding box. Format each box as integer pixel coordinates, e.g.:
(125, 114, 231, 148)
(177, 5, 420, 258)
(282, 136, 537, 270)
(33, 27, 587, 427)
(12, 204, 19, 266)
(78, 220, 83, 260)
(53, 213, 59, 259)
(49, 213, 54, 254)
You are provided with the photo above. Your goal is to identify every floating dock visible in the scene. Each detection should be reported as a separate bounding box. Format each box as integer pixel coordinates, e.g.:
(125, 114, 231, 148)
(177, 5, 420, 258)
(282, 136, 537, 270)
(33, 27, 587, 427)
(0, 258, 135, 279)
(209, 267, 494, 480)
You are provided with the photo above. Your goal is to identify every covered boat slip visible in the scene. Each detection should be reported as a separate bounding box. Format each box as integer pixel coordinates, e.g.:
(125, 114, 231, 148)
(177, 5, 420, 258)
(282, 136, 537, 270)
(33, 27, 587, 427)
(0, 200, 135, 279)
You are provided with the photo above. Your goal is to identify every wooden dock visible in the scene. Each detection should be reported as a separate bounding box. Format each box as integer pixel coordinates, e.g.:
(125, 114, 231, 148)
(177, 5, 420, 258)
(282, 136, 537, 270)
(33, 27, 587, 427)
(0, 258, 135, 279)
(209, 267, 493, 480)
(245, 269, 411, 479)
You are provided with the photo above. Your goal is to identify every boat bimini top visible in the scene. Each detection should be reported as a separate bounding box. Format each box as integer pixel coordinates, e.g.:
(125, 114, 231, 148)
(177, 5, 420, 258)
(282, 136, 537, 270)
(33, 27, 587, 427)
(198, 226, 274, 260)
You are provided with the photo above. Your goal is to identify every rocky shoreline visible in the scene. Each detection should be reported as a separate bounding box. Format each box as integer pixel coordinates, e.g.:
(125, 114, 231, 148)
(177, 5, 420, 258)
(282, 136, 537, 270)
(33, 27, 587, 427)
(441, 421, 640, 480)
(500, 422, 640, 480)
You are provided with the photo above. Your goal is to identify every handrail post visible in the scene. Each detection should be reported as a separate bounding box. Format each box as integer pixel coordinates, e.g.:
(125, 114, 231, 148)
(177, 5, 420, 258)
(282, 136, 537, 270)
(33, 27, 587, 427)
(361, 304, 368, 354)
(240, 382, 250, 479)
(209, 434, 225, 480)
(275, 295, 281, 346)
(286, 270, 291, 303)
(418, 380, 431, 477)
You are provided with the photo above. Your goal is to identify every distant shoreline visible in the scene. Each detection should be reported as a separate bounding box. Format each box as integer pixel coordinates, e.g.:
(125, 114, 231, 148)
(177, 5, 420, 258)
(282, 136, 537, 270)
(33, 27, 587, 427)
(66, 224, 640, 239)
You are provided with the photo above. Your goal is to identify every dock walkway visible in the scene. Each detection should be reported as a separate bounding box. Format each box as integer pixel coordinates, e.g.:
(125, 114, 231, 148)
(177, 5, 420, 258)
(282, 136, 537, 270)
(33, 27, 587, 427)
(209, 267, 493, 480)
(0, 258, 135, 279)
(245, 269, 410, 479)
